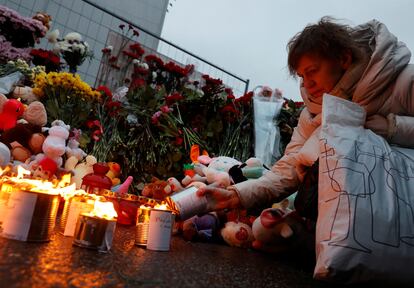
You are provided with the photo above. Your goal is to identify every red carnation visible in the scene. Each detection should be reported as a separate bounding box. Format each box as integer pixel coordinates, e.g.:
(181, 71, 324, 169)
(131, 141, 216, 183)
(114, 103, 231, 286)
(96, 85, 112, 99)
(166, 92, 184, 105)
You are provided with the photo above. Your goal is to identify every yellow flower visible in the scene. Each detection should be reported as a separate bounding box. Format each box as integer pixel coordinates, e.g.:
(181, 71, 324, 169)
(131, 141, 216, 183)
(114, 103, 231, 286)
(32, 87, 44, 97)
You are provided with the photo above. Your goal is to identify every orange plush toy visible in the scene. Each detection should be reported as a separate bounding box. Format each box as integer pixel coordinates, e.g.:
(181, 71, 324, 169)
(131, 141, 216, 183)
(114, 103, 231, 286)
(0, 99, 25, 131)
(141, 176, 169, 200)
(106, 162, 121, 186)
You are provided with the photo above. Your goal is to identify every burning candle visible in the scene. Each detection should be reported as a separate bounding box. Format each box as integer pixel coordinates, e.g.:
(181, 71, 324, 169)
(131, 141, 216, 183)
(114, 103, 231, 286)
(1, 188, 59, 242)
(0, 166, 74, 242)
(73, 198, 117, 252)
(61, 193, 96, 237)
(135, 205, 151, 246)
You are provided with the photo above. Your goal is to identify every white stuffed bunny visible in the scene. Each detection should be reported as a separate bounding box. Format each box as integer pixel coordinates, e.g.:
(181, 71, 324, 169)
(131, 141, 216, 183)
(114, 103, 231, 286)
(66, 138, 86, 160)
(42, 120, 70, 167)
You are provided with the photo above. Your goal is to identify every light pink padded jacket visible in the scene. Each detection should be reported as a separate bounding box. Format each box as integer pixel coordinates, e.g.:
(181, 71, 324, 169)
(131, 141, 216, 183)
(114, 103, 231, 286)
(232, 20, 414, 210)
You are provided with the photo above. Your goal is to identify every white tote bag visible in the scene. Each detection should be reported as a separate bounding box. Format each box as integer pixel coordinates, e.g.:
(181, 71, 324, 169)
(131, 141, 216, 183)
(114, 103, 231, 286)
(315, 95, 414, 284)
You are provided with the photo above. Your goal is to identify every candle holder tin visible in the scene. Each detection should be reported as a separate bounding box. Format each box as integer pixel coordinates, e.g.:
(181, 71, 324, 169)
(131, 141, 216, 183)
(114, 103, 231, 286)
(146, 209, 175, 251)
(165, 186, 208, 221)
(1, 188, 59, 242)
(100, 190, 158, 226)
(61, 195, 94, 236)
(135, 206, 151, 246)
(73, 214, 116, 252)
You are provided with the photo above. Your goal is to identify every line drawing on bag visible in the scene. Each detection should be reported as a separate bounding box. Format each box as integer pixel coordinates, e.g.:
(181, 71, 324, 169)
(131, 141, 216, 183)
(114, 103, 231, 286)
(319, 138, 414, 253)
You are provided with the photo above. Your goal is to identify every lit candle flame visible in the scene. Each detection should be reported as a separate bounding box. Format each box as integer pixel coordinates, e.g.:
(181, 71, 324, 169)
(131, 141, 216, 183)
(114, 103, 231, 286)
(60, 187, 86, 200)
(87, 198, 118, 220)
(2, 165, 75, 195)
(154, 203, 169, 210)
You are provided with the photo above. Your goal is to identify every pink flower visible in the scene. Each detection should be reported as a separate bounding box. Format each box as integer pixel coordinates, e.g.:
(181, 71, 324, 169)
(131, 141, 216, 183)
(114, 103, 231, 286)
(160, 105, 171, 113)
(151, 111, 162, 125)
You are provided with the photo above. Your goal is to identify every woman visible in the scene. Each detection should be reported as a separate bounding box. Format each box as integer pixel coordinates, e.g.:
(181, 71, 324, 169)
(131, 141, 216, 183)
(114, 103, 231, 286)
(198, 17, 414, 221)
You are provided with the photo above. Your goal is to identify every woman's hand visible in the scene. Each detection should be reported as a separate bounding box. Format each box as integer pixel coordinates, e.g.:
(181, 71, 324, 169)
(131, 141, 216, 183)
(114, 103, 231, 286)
(196, 186, 241, 211)
(365, 114, 388, 138)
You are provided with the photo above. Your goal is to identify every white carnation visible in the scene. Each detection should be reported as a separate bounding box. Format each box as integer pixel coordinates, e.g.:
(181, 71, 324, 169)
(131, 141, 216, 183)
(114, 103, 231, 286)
(46, 29, 60, 43)
(64, 32, 82, 42)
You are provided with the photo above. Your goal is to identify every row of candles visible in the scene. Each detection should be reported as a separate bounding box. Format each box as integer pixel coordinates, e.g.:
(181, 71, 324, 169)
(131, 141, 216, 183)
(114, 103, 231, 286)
(0, 166, 177, 252)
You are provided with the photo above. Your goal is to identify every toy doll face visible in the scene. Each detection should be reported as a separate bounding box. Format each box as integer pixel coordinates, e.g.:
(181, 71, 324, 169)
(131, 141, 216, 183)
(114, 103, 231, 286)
(296, 53, 350, 99)
(32, 165, 52, 180)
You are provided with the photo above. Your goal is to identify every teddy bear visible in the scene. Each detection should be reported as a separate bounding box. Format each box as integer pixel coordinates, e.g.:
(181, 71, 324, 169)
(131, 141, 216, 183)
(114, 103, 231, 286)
(141, 176, 170, 200)
(251, 208, 315, 254)
(65, 155, 97, 189)
(41, 120, 70, 167)
(13, 86, 39, 104)
(0, 123, 45, 163)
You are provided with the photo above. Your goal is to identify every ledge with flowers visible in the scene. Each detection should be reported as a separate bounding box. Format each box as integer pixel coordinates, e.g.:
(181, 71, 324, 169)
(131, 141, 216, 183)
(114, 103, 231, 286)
(0, 5, 304, 247)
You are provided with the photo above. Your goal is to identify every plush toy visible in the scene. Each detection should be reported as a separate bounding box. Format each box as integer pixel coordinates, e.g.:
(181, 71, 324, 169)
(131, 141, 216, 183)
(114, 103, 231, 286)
(181, 173, 207, 187)
(141, 176, 169, 200)
(9, 142, 31, 162)
(0, 98, 25, 131)
(42, 121, 70, 167)
(252, 208, 314, 254)
(221, 221, 255, 248)
(272, 197, 293, 214)
(197, 156, 242, 187)
(115, 176, 133, 195)
(0, 123, 45, 162)
(242, 157, 267, 179)
(65, 155, 97, 189)
(22, 101, 47, 127)
(164, 177, 184, 194)
(13, 86, 38, 104)
(0, 93, 47, 128)
(228, 157, 267, 184)
(0, 142, 11, 166)
(106, 162, 121, 186)
(65, 138, 86, 161)
(32, 157, 58, 180)
(182, 212, 223, 242)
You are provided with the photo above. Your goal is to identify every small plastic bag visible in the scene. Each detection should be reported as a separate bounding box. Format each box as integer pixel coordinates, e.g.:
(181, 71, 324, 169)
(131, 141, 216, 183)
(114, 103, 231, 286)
(0, 71, 23, 94)
(253, 87, 284, 167)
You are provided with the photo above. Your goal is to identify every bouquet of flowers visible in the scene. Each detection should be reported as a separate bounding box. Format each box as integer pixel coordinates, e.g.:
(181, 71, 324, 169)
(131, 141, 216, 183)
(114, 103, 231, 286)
(0, 5, 47, 47)
(275, 98, 304, 155)
(49, 30, 93, 73)
(32, 71, 101, 128)
(0, 59, 44, 86)
(97, 23, 142, 90)
(100, 57, 254, 180)
(30, 48, 61, 72)
(0, 5, 47, 63)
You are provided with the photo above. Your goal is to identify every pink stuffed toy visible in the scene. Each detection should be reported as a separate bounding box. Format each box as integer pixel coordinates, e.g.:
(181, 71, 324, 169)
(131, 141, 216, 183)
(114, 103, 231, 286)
(221, 221, 254, 248)
(252, 208, 314, 253)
